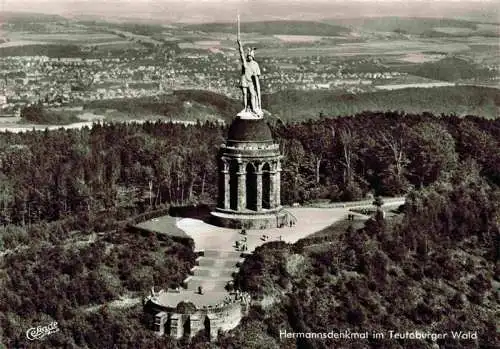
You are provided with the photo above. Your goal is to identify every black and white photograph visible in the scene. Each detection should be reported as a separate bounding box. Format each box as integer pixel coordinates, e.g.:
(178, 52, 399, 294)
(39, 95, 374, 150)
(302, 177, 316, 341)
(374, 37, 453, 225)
(0, 0, 498, 348)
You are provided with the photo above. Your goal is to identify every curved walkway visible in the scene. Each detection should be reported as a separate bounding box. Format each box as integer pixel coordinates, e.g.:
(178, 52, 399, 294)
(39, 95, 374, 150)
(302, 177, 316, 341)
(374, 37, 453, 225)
(144, 198, 405, 332)
(176, 198, 405, 253)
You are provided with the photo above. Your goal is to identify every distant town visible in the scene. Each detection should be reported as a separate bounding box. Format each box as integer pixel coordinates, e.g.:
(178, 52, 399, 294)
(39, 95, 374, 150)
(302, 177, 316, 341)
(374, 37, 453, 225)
(0, 52, 421, 113)
(0, 14, 498, 116)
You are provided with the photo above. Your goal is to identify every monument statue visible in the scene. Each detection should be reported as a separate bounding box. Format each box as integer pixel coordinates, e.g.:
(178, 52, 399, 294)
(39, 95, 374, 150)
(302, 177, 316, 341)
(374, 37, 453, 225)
(237, 14, 263, 118)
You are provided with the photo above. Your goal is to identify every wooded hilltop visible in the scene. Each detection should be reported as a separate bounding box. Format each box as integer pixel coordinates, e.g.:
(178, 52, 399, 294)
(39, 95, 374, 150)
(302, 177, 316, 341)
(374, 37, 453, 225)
(0, 109, 498, 348)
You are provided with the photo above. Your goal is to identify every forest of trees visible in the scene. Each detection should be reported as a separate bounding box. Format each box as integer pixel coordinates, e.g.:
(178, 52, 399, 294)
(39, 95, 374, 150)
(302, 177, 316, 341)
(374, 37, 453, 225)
(0, 44, 86, 58)
(183, 21, 349, 36)
(224, 166, 499, 349)
(401, 57, 495, 82)
(0, 223, 198, 349)
(84, 90, 239, 122)
(20, 104, 82, 125)
(0, 110, 498, 348)
(0, 120, 222, 230)
(264, 86, 500, 121)
(80, 87, 500, 122)
(0, 111, 498, 243)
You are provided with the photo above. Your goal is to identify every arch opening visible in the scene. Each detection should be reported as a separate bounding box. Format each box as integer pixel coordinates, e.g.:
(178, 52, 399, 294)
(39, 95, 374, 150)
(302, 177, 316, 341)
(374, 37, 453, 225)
(246, 163, 257, 211)
(262, 163, 271, 209)
(204, 316, 211, 340)
(183, 315, 191, 338)
(229, 161, 239, 210)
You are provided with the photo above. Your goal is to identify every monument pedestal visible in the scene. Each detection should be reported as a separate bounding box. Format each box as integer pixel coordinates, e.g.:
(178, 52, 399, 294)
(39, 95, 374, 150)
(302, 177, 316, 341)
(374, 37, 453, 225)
(210, 208, 287, 229)
(213, 116, 284, 229)
(236, 109, 264, 119)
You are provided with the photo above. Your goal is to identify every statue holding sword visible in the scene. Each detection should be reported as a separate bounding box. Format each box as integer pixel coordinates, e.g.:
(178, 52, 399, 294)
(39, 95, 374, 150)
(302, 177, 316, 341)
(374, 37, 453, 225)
(236, 14, 263, 118)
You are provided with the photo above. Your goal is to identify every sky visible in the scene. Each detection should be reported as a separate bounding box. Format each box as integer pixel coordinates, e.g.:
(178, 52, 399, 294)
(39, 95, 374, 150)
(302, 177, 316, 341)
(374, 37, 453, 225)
(2, 0, 499, 23)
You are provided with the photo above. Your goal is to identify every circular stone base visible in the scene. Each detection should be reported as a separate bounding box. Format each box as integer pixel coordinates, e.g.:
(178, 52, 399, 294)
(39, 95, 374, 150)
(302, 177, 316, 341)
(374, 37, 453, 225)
(236, 109, 264, 119)
(210, 208, 287, 229)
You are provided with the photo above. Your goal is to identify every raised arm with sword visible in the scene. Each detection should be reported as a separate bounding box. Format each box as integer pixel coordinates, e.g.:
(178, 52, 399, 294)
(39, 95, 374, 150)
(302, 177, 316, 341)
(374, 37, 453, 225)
(236, 13, 263, 117)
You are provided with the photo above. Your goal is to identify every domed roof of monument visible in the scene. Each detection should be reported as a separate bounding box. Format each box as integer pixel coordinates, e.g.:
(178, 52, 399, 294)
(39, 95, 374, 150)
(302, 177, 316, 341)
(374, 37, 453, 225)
(227, 117, 273, 142)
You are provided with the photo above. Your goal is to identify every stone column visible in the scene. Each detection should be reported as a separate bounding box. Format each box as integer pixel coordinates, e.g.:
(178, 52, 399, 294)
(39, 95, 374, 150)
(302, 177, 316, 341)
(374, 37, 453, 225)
(237, 163, 246, 211)
(223, 170, 230, 210)
(256, 171, 262, 211)
(190, 314, 202, 338)
(275, 161, 281, 207)
(154, 311, 168, 336)
(169, 314, 183, 339)
(269, 170, 276, 208)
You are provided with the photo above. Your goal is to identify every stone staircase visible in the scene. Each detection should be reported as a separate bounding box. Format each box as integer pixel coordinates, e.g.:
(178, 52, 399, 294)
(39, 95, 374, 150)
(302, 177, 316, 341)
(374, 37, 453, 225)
(191, 267, 238, 278)
(184, 250, 244, 292)
(202, 250, 242, 259)
(183, 276, 235, 292)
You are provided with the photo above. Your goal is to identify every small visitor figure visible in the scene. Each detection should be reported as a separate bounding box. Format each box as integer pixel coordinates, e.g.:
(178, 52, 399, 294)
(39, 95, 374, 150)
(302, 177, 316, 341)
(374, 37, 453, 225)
(198, 286, 204, 295)
(373, 196, 386, 221)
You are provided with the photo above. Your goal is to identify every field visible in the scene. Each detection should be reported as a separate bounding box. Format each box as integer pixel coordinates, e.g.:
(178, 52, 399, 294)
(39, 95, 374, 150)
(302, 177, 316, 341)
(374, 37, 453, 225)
(477, 23, 500, 34)
(3, 16, 497, 70)
(0, 40, 48, 48)
(274, 35, 325, 43)
(183, 20, 349, 36)
(373, 74, 451, 86)
(108, 29, 163, 45)
(374, 82, 456, 90)
(330, 17, 479, 35)
(256, 39, 469, 57)
(398, 52, 446, 63)
(459, 38, 500, 66)
(1, 15, 498, 119)
(6, 32, 121, 43)
(178, 40, 224, 50)
(397, 57, 495, 82)
(1, 18, 164, 52)
(81, 40, 132, 47)
(433, 27, 476, 35)
(2, 29, 135, 51)
(188, 18, 499, 81)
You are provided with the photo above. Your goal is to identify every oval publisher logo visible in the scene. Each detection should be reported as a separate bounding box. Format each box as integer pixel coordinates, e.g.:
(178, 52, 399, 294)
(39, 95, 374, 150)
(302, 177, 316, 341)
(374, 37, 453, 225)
(26, 322, 59, 340)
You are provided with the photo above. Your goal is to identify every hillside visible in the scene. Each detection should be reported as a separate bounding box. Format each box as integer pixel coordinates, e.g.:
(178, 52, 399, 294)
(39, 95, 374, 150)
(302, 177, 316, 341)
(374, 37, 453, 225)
(82, 86, 499, 124)
(400, 57, 496, 81)
(20, 105, 82, 125)
(183, 20, 349, 36)
(0, 218, 198, 349)
(222, 176, 499, 349)
(330, 17, 478, 34)
(263, 86, 500, 121)
(1, 12, 67, 32)
(0, 112, 499, 348)
(1, 11, 66, 22)
(83, 90, 239, 123)
(0, 44, 85, 58)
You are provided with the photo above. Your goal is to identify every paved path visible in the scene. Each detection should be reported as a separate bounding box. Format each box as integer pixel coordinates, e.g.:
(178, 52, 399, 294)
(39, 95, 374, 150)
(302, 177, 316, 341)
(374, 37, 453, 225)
(176, 202, 404, 253)
(148, 199, 405, 309)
